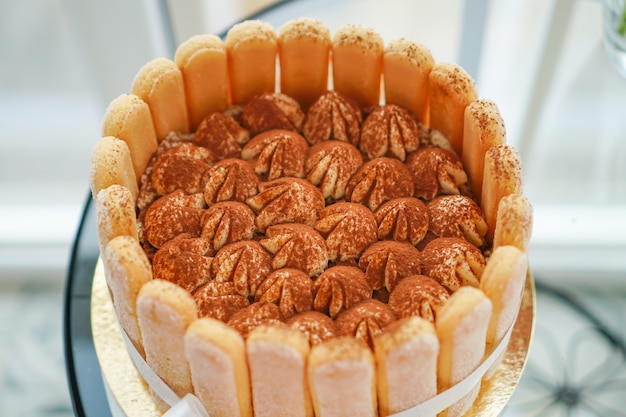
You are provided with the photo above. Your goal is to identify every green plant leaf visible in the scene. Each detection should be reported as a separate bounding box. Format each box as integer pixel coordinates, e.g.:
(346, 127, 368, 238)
(619, 1, 626, 35)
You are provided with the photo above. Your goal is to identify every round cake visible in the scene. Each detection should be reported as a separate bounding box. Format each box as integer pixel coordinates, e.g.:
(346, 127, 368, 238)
(90, 17, 533, 417)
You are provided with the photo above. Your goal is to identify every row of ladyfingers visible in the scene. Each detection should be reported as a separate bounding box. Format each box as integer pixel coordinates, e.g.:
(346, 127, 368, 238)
(90, 17, 533, 417)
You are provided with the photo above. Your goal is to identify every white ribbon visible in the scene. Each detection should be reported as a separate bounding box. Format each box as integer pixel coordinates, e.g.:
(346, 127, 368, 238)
(119, 321, 514, 417)
(391, 321, 514, 417)
(162, 394, 211, 417)
(119, 329, 209, 417)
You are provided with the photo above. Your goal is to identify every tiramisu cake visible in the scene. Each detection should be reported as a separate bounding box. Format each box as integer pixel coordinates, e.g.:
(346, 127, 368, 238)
(90, 18, 532, 417)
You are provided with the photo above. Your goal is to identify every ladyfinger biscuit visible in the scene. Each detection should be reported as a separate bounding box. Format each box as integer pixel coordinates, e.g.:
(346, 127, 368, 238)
(308, 337, 377, 417)
(247, 324, 312, 417)
(185, 318, 253, 417)
(383, 38, 434, 125)
(374, 316, 439, 416)
(90, 136, 138, 201)
(175, 34, 230, 131)
(131, 57, 190, 140)
(95, 184, 138, 253)
(480, 245, 528, 381)
(278, 18, 331, 110)
(332, 25, 384, 109)
(461, 99, 506, 201)
(136, 279, 197, 410)
(101, 235, 152, 357)
(481, 144, 523, 244)
(436, 286, 492, 417)
(493, 194, 533, 252)
(480, 246, 527, 353)
(225, 20, 277, 105)
(429, 62, 478, 155)
(102, 93, 158, 180)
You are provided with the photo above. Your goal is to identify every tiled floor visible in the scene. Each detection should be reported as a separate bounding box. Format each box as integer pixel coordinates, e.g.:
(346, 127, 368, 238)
(0, 275, 73, 417)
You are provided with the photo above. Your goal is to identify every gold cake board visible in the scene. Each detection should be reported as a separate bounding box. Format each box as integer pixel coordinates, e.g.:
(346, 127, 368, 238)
(91, 259, 535, 417)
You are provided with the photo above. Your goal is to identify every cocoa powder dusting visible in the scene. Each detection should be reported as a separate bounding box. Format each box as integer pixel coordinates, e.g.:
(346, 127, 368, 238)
(193, 281, 250, 322)
(388, 275, 450, 322)
(227, 302, 283, 338)
(335, 299, 395, 349)
(255, 268, 313, 319)
(133, 84, 511, 351)
(287, 311, 336, 346)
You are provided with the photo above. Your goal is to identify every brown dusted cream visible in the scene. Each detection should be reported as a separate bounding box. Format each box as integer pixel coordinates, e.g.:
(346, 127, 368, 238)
(240, 92, 305, 135)
(346, 157, 414, 211)
(202, 158, 259, 205)
(287, 311, 337, 346)
(305, 140, 363, 200)
(151, 143, 214, 195)
(192, 281, 250, 322)
(255, 268, 313, 320)
(427, 195, 488, 247)
(152, 233, 213, 292)
(302, 90, 362, 145)
(136, 131, 194, 211)
(193, 112, 250, 160)
(143, 190, 205, 248)
(211, 240, 272, 297)
(335, 299, 396, 349)
(227, 302, 283, 338)
(406, 146, 469, 201)
(422, 237, 485, 292)
(312, 265, 372, 319)
(247, 178, 324, 233)
(241, 129, 309, 180)
(314, 202, 377, 262)
(200, 201, 256, 251)
(359, 241, 422, 292)
(388, 275, 450, 322)
(359, 104, 420, 161)
(374, 197, 429, 246)
(260, 223, 328, 277)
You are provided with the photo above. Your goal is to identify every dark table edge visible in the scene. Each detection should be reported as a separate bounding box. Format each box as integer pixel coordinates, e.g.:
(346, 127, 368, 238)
(64, 193, 112, 417)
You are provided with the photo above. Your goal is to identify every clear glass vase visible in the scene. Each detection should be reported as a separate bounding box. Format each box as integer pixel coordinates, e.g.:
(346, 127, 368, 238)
(603, 0, 626, 78)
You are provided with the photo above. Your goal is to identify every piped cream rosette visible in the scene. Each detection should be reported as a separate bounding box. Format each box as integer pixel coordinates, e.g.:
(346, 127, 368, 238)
(91, 17, 533, 417)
